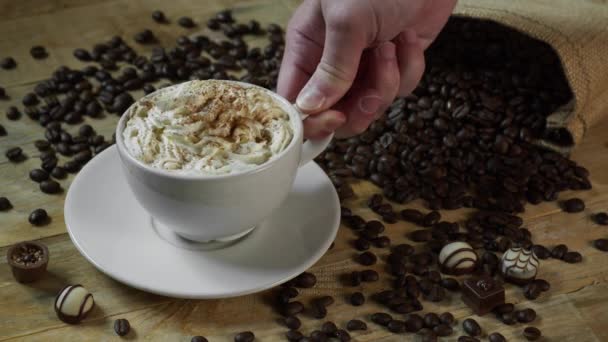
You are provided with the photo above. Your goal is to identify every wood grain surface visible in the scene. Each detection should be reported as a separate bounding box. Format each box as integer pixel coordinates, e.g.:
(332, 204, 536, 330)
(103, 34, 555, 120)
(1, 0, 608, 341)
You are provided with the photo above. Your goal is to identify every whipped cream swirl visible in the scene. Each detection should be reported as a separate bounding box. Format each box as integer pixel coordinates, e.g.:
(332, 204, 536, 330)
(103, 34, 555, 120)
(122, 80, 293, 175)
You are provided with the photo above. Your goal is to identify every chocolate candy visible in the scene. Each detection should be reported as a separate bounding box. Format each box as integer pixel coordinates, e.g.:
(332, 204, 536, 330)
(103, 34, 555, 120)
(500, 247, 539, 285)
(438, 241, 478, 275)
(461, 276, 505, 315)
(7, 241, 49, 283)
(54, 284, 95, 324)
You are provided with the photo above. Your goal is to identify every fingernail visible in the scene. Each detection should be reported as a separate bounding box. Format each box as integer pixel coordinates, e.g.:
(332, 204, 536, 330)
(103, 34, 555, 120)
(296, 85, 325, 112)
(379, 42, 396, 60)
(359, 95, 383, 115)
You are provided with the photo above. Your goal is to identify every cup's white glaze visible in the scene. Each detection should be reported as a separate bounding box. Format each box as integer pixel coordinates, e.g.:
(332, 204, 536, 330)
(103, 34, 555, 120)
(115, 80, 332, 242)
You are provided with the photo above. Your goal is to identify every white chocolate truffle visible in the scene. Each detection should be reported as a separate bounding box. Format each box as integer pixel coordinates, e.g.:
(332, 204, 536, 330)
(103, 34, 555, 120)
(438, 241, 478, 275)
(54, 284, 95, 324)
(501, 248, 539, 285)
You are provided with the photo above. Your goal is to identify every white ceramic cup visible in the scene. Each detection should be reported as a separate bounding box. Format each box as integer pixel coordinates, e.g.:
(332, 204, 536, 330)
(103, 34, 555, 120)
(115, 80, 333, 243)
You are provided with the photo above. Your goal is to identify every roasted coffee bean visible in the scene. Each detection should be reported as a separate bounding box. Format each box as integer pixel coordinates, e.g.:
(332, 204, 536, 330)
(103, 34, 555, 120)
(488, 332, 506, 342)
(458, 336, 480, 342)
(74, 150, 92, 164)
(29, 169, 49, 182)
(516, 308, 537, 323)
(562, 198, 585, 213)
(22, 93, 39, 106)
(1, 57, 17, 69)
(439, 312, 454, 325)
(371, 312, 393, 326)
(462, 318, 481, 337)
(6, 106, 21, 120)
(315, 296, 334, 307)
(48, 167, 66, 180)
(410, 230, 432, 242)
(73, 48, 92, 61)
(440, 278, 460, 291)
(500, 311, 517, 325)
(41, 157, 58, 172)
(493, 303, 515, 314)
(405, 315, 424, 333)
(309, 330, 327, 342)
(422, 211, 441, 227)
(345, 215, 366, 230)
(357, 251, 377, 266)
(433, 324, 453, 337)
(532, 245, 551, 259)
(294, 272, 316, 288)
(349, 271, 362, 286)
(551, 244, 568, 259)
(354, 238, 371, 251)
(151, 10, 166, 23)
(143, 84, 156, 94)
(361, 269, 379, 282)
(534, 279, 551, 292)
(283, 301, 304, 316)
(285, 330, 303, 341)
(40, 180, 61, 194)
(134, 29, 156, 44)
(28, 208, 49, 226)
(234, 331, 254, 342)
(524, 282, 542, 300)
(594, 238, 608, 252)
(423, 313, 441, 328)
(563, 251, 582, 263)
(6, 147, 25, 162)
(321, 321, 337, 335)
(346, 319, 367, 331)
(593, 212, 608, 225)
(34, 140, 51, 151)
(365, 220, 385, 234)
(113, 318, 130, 336)
(388, 320, 407, 333)
(0, 124, 6, 136)
(284, 315, 301, 330)
(30, 46, 48, 59)
(0, 197, 12, 211)
(190, 336, 208, 342)
(418, 329, 438, 342)
(334, 329, 350, 342)
(178, 16, 196, 28)
(393, 243, 415, 256)
(63, 160, 81, 173)
(523, 326, 542, 341)
(350, 292, 365, 306)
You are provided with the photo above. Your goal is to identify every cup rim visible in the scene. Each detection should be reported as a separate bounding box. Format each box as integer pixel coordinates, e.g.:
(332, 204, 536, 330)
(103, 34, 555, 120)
(115, 80, 304, 180)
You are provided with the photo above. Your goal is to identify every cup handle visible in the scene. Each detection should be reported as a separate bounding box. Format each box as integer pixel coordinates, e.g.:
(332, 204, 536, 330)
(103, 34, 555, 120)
(296, 109, 334, 167)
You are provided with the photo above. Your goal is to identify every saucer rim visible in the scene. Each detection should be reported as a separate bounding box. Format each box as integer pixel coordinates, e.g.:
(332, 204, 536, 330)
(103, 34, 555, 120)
(64, 146, 340, 299)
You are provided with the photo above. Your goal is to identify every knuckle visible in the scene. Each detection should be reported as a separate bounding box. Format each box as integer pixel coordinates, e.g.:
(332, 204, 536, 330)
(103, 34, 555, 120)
(317, 59, 355, 85)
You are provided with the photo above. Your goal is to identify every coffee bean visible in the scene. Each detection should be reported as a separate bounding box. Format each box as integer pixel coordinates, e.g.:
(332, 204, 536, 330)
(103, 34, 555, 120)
(0, 124, 6, 136)
(388, 319, 407, 333)
(29, 169, 49, 182)
(63, 161, 81, 173)
(0, 197, 12, 211)
(113, 318, 130, 336)
(516, 308, 536, 323)
(29, 208, 49, 226)
(234, 331, 254, 342)
(531, 245, 550, 259)
(6, 147, 25, 162)
(30, 46, 48, 59)
(309, 330, 327, 342)
(371, 312, 393, 326)
(458, 337, 480, 342)
(523, 326, 542, 341)
(178, 17, 196, 28)
(440, 278, 460, 291)
(593, 212, 608, 225)
(439, 312, 454, 325)
(493, 303, 514, 314)
(562, 198, 585, 213)
(190, 336, 208, 342)
(40, 180, 61, 194)
(551, 244, 568, 259)
(433, 324, 453, 337)
(401, 209, 424, 223)
(74, 150, 92, 164)
(488, 332, 506, 342)
(563, 251, 582, 263)
(533, 279, 551, 292)
(6, 106, 21, 120)
(346, 319, 367, 331)
(524, 282, 542, 300)
(294, 272, 316, 288)
(403, 314, 424, 333)
(315, 296, 334, 307)
(1, 57, 17, 69)
(354, 238, 370, 251)
(594, 238, 608, 252)
(321, 321, 337, 335)
(22, 93, 39, 106)
(462, 318, 481, 337)
(345, 215, 366, 230)
(418, 329, 438, 342)
(283, 301, 304, 316)
(357, 251, 377, 266)
(134, 29, 156, 44)
(365, 220, 385, 234)
(393, 243, 415, 256)
(350, 292, 365, 306)
(410, 230, 432, 242)
(41, 157, 58, 172)
(152, 10, 166, 23)
(423, 313, 441, 328)
(500, 311, 517, 325)
(286, 330, 303, 341)
(34, 140, 51, 151)
(361, 269, 379, 282)
(284, 315, 301, 330)
(335, 329, 350, 342)
(73, 48, 92, 61)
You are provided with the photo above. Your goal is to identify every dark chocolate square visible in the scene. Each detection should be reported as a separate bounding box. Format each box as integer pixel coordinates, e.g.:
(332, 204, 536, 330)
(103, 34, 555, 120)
(461, 276, 505, 315)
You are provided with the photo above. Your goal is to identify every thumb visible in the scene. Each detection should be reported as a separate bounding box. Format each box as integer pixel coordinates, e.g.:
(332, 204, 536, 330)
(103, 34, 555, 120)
(295, 22, 366, 114)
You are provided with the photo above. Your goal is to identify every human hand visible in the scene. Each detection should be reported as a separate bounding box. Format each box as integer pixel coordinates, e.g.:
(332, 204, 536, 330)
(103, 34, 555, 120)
(277, 0, 457, 139)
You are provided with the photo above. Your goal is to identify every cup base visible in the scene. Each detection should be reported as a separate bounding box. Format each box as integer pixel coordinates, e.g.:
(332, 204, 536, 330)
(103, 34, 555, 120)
(151, 217, 255, 251)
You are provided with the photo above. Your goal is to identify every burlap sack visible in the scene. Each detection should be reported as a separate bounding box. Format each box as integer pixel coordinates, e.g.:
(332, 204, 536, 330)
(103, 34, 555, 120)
(454, 0, 608, 154)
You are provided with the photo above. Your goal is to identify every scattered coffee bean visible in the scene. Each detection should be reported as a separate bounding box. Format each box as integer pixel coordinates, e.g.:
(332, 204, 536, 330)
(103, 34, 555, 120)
(462, 318, 481, 337)
(371, 312, 393, 326)
(346, 319, 367, 331)
(152, 10, 166, 23)
(335, 329, 351, 341)
(357, 251, 377, 266)
(562, 198, 585, 213)
(6, 147, 25, 162)
(563, 251, 582, 263)
(516, 308, 537, 323)
(350, 292, 365, 306)
(294, 272, 316, 288)
(29, 208, 49, 226)
(22, 93, 39, 106)
(365, 221, 385, 235)
(439, 312, 454, 325)
(388, 319, 407, 333)
(361, 269, 379, 282)
(134, 29, 156, 44)
(532, 245, 551, 259)
(593, 212, 608, 225)
(410, 229, 432, 242)
(354, 238, 370, 251)
(6, 106, 21, 120)
(349, 271, 362, 286)
(523, 326, 542, 341)
(284, 315, 301, 330)
(315, 295, 334, 307)
(309, 330, 326, 341)
(190, 336, 208, 342)
(1, 57, 17, 69)
(50, 167, 67, 180)
(523, 282, 542, 300)
(533, 279, 551, 292)
(418, 329, 438, 342)
(500, 311, 518, 325)
(178, 16, 196, 28)
(423, 313, 441, 328)
(34, 140, 51, 151)
(440, 278, 460, 291)
(286, 330, 303, 341)
(30, 46, 48, 59)
(458, 336, 480, 342)
(40, 180, 61, 194)
(283, 301, 304, 316)
(594, 238, 608, 252)
(433, 324, 453, 337)
(321, 321, 337, 335)
(63, 161, 81, 173)
(29, 169, 49, 182)
(401, 209, 424, 223)
(488, 332, 506, 342)
(73, 48, 92, 61)
(234, 331, 254, 342)
(0, 197, 12, 211)
(551, 244, 568, 259)
(0, 124, 6, 135)
(114, 318, 130, 336)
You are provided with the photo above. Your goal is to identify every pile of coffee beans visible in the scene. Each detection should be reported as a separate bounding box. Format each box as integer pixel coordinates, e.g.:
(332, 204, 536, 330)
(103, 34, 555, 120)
(1, 8, 604, 341)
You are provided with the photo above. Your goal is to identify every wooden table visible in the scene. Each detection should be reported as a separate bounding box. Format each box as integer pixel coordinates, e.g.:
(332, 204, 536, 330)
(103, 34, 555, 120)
(1, 0, 608, 341)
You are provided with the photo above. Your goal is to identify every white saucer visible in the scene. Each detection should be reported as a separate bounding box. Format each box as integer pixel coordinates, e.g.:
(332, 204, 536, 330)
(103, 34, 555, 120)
(64, 146, 340, 299)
